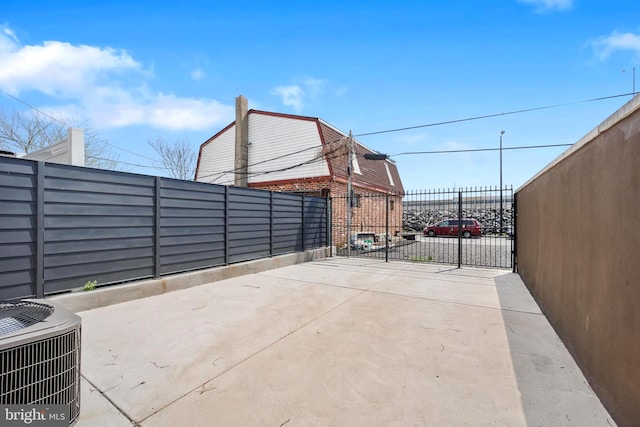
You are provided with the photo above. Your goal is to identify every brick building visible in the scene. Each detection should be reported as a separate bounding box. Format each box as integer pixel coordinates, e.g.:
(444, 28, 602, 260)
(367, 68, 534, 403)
(194, 96, 404, 249)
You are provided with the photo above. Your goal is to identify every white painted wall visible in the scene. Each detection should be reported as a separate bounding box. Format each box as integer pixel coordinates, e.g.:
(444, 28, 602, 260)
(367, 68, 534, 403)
(23, 128, 85, 166)
(197, 114, 330, 185)
(196, 125, 236, 185)
(247, 114, 329, 183)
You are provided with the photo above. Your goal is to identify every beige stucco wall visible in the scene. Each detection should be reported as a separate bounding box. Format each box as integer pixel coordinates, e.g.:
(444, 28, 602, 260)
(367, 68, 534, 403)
(515, 96, 640, 427)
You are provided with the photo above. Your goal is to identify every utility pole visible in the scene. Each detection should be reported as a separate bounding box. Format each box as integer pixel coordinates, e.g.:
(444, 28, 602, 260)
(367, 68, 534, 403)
(346, 131, 353, 257)
(499, 130, 505, 236)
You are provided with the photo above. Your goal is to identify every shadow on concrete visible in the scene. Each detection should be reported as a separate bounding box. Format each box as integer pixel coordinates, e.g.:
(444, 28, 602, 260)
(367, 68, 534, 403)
(494, 273, 617, 427)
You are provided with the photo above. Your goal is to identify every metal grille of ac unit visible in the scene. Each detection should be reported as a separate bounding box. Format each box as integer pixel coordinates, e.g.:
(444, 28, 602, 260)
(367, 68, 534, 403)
(0, 300, 81, 425)
(0, 301, 55, 335)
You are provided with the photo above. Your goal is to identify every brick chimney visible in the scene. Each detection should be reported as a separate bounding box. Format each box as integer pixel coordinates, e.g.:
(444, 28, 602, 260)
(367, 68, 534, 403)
(234, 95, 249, 187)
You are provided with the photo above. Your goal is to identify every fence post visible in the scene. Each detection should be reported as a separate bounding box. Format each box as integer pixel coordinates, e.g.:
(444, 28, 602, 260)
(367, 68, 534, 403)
(301, 194, 306, 252)
(35, 161, 45, 298)
(385, 193, 389, 263)
(512, 190, 517, 273)
(270, 191, 274, 257)
(154, 177, 161, 278)
(327, 197, 333, 257)
(457, 191, 462, 269)
(224, 186, 230, 265)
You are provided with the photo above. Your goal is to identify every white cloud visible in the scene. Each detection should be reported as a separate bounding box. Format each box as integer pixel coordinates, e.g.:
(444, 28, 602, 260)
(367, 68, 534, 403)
(190, 68, 204, 81)
(0, 27, 233, 131)
(518, 0, 572, 13)
(272, 85, 304, 113)
(0, 36, 141, 97)
(41, 88, 231, 130)
(2, 26, 19, 45)
(272, 77, 332, 113)
(592, 31, 640, 60)
(304, 78, 325, 96)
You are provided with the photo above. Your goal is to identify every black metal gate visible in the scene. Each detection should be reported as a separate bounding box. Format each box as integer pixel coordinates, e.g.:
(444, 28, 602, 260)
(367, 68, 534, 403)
(332, 187, 515, 270)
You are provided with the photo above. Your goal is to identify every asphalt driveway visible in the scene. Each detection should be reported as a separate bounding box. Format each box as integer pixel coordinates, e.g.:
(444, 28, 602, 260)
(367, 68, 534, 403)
(74, 257, 615, 426)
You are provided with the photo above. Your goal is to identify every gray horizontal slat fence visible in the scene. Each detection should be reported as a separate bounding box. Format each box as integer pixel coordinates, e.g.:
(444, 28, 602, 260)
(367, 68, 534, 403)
(228, 187, 272, 263)
(0, 156, 328, 300)
(273, 192, 303, 255)
(0, 157, 37, 299)
(304, 196, 328, 250)
(159, 178, 226, 275)
(43, 163, 156, 293)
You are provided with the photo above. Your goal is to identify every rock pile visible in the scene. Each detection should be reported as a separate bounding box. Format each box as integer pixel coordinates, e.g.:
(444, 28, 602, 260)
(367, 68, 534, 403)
(403, 207, 514, 234)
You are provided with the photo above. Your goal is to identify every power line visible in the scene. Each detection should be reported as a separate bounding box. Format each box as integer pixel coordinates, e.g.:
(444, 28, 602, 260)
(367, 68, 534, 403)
(354, 92, 634, 137)
(249, 150, 347, 177)
(390, 143, 574, 156)
(1, 87, 351, 179)
(4, 86, 625, 180)
(197, 144, 351, 182)
(104, 141, 160, 163)
(196, 135, 348, 181)
(196, 141, 572, 182)
(209, 146, 346, 179)
(88, 140, 345, 178)
(0, 89, 68, 125)
(86, 155, 186, 172)
(3, 89, 372, 179)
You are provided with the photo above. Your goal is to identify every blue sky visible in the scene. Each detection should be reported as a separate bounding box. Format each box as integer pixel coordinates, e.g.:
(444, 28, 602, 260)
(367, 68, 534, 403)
(1, 0, 639, 190)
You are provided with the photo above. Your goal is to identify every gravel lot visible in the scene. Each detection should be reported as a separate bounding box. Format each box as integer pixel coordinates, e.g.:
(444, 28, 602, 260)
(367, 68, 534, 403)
(337, 234, 514, 269)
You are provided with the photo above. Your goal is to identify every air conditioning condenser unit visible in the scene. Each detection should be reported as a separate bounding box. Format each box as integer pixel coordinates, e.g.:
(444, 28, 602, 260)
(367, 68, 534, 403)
(0, 300, 81, 425)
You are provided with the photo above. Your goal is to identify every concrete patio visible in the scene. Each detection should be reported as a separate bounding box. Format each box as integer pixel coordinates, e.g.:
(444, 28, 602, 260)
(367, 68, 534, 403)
(69, 257, 615, 426)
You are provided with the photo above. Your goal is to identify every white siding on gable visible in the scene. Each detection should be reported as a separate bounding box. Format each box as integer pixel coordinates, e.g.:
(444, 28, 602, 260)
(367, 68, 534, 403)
(196, 125, 236, 185)
(248, 114, 330, 183)
(384, 162, 395, 186)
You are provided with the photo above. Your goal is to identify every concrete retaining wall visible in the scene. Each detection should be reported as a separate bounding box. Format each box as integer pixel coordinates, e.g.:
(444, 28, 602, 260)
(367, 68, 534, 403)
(515, 96, 640, 427)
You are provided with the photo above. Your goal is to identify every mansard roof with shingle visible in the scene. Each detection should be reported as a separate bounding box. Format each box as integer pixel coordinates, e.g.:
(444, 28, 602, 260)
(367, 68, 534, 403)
(317, 121, 404, 194)
(195, 109, 404, 195)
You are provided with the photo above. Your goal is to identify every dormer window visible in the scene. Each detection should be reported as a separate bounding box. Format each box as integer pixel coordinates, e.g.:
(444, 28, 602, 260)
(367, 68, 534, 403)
(352, 152, 362, 175)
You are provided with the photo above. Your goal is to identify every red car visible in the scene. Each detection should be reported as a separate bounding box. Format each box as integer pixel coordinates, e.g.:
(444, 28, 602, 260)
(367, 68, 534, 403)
(423, 219, 483, 238)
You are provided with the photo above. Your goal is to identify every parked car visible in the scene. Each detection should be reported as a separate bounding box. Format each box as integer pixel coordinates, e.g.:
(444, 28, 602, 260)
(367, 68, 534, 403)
(423, 219, 483, 238)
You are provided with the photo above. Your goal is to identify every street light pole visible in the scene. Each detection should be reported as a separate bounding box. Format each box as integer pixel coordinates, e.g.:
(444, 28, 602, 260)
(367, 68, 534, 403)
(499, 130, 505, 236)
(346, 131, 353, 257)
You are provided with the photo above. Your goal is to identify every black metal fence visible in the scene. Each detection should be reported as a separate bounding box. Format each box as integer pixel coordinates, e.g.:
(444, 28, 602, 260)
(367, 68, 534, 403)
(0, 156, 329, 300)
(333, 187, 515, 269)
